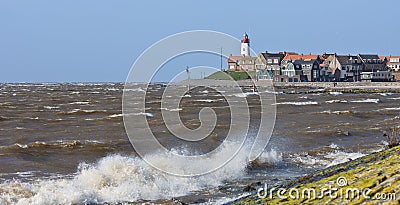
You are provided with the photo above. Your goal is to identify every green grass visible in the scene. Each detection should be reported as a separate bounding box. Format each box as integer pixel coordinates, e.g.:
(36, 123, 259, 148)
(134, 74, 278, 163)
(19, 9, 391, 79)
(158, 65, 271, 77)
(206, 71, 256, 81)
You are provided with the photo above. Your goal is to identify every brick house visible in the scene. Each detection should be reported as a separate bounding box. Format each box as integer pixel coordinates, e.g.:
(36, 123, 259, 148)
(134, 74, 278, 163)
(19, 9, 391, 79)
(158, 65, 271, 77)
(227, 55, 257, 71)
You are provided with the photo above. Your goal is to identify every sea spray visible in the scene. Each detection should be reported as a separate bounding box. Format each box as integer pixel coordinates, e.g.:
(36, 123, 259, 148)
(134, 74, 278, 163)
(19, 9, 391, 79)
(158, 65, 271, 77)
(0, 141, 282, 204)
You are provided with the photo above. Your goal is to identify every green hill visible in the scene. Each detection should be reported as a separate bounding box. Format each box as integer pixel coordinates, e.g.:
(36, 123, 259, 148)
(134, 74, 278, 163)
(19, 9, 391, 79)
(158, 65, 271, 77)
(206, 71, 256, 81)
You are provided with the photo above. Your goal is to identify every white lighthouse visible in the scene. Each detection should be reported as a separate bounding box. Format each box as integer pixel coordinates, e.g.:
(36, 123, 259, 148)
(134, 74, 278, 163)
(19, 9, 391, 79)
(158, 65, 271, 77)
(241, 32, 250, 56)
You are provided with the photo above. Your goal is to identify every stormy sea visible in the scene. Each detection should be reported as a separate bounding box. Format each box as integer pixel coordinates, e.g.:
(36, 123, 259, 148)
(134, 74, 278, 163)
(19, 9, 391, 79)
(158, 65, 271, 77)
(0, 83, 397, 204)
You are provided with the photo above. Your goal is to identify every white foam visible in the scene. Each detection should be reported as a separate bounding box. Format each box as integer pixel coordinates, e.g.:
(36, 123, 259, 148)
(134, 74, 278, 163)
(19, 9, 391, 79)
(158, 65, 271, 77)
(378, 93, 393, 96)
(324, 151, 365, 167)
(256, 149, 283, 164)
(195, 99, 218, 103)
(67, 109, 97, 114)
(44, 106, 60, 110)
(350, 99, 380, 103)
(264, 90, 284, 95)
(68, 101, 90, 105)
(324, 110, 352, 115)
(329, 91, 343, 95)
(325, 100, 348, 104)
(233, 92, 259, 98)
(0, 140, 257, 204)
(108, 114, 124, 118)
(106, 88, 119, 91)
(161, 108, 183, 112)
(124, 88, 146, 93)
(384, 107, 400, 111)
(273, 101, 318, 106)
(134, 112, 154, 117)
(291, 150, 365, 168)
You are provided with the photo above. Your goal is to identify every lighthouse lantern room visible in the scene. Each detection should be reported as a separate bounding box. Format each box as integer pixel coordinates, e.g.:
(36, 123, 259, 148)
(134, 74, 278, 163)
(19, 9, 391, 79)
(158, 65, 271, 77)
(241, 32, 250, 56)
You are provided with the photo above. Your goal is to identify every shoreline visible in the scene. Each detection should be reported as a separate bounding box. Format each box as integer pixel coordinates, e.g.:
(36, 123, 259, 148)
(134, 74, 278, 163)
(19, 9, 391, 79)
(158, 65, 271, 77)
(173, 79, 400, 93)
(231, 145, 400, 204)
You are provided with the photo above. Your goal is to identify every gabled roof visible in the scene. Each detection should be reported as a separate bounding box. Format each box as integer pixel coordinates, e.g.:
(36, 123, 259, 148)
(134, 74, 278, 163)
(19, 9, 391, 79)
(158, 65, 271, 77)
(336, 55, 361, 65)
(293, 59, 319, 65)
(358, 54, 380, 60)
(383, 56, 400, 65)
(321, 53, 335, 60)
(284, 54, 320, 61)
(261, 52, 285, 59)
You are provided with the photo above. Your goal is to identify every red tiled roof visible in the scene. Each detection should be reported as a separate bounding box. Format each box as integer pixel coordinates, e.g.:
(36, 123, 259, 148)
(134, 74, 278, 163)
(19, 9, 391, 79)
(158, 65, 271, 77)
(283, 54, 319, 61)
(384, 56, 400, 65)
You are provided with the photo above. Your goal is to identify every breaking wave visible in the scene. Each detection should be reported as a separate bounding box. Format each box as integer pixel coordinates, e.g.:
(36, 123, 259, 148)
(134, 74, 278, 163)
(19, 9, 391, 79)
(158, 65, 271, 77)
(0, 140, 280, 204)
(289, 144, 367, 168)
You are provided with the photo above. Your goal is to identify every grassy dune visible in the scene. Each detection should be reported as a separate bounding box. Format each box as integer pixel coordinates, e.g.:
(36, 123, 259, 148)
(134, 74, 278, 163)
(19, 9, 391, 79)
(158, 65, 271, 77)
(233, 146, 400, 204)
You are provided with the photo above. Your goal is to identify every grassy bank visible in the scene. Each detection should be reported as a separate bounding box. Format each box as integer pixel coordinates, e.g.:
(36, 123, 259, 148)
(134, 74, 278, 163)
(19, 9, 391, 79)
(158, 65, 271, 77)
(233, 146, 400, 204)
(206, 71, 256, 81)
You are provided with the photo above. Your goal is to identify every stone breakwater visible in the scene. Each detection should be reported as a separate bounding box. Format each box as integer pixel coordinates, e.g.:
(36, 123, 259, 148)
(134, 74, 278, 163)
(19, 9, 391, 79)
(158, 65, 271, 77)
(173, 79, 400, 93)
(232, 145, 400, 204)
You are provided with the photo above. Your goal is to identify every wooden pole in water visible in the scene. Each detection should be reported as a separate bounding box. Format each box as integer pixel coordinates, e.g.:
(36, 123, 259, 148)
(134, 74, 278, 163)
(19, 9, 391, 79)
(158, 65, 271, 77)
(186, 66, 190, 92)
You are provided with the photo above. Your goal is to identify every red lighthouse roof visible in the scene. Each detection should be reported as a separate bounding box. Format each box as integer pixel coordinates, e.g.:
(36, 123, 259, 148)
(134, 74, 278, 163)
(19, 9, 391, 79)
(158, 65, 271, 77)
(241, 32, 250, 43)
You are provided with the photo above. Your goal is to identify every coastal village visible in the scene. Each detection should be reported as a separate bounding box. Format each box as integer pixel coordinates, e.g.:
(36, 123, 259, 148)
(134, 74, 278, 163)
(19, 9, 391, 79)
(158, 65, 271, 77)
(225, 33, 400, 83)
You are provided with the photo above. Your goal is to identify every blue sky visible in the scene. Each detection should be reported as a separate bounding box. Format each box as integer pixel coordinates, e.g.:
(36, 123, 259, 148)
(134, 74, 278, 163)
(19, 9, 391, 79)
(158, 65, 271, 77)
(0, 0, 399, 82)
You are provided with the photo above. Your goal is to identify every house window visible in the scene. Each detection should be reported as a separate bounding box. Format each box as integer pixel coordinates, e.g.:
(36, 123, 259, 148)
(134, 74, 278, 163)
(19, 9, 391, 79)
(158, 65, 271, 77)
(274, 59, 279, 64)
(243, 48, 245, 51)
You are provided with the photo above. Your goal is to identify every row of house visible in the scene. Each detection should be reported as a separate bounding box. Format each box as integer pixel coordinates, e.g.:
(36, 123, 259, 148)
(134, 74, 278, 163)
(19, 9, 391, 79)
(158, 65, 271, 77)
(228, 33, 400, 82)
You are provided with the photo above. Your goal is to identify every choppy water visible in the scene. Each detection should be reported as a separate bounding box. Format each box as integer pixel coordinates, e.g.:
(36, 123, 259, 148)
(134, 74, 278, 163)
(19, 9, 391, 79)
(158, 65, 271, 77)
(0, 83, 398, 204)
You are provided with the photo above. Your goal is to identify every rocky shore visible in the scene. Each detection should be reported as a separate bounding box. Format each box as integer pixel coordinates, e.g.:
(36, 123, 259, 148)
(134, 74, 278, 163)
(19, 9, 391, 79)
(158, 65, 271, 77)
(232, 145, 400, 204)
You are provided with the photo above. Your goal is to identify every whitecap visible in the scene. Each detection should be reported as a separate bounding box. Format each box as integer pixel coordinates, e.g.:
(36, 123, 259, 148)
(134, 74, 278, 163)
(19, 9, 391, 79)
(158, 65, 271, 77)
(377, 93, 393, 96)
(108, 114, 124, 118)
(325, 100, 347, 104)
(124, 88, 146, 93)
(69, 101, 90, 105)
(195, 99, 218, 103)
(256, 149, 282, 164)
(135, 112, 154, 117)
(273, 101, 318, 106)
(350, 99, 379, 103)
(233, 92, 259, 98)
(329, 91, 342, 95)
(44, 106, 60, 110)
(161, 108, 182, 112)
(384, 107, 400, 111)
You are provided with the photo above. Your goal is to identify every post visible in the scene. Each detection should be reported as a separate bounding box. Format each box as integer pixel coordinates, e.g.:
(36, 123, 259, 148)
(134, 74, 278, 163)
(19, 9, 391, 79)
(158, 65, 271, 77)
(220, 47, 223, 71)
(186, 66, 190, 92)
